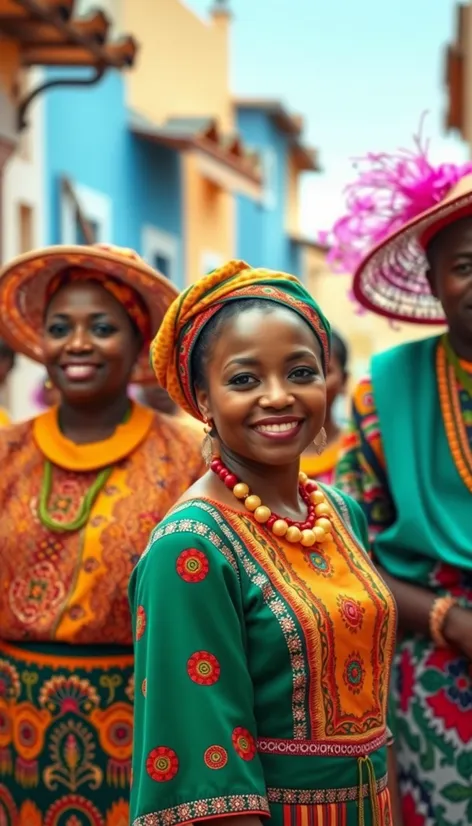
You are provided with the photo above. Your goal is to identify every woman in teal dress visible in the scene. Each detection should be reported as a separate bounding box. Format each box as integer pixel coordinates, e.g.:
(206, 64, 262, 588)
(327, 138, 472, 825)
(129, 261, 399, 826)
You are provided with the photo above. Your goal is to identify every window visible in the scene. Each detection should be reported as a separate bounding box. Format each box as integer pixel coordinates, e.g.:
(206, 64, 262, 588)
(142, 226, 180, 286)
(61, 181, 112, 245)
(262, 148, 278, 211)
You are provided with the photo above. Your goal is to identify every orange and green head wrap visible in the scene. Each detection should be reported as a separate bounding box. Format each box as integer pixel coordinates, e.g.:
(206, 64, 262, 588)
(151, 260, 331, 421)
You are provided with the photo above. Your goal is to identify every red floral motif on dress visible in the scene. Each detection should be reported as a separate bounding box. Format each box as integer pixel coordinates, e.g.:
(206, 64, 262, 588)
(135, 607, 146, 641)
(204, 745, 228, 770)
(232, 727, 257, 761)
(337, 594, 365, 633)
(146, 746, 179, 782)
(0, 415, 204, 643)
(176, 548, 209, 582)
(187, 652, 220, 686)
(9, 561, 65, 628)
(342, 652, 366, 695)
(44, 794, 104, 826)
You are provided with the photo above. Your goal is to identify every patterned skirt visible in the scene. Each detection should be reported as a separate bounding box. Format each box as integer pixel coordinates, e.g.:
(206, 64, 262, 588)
(0, 639, 134, 826)
(391, 564, 472, 826)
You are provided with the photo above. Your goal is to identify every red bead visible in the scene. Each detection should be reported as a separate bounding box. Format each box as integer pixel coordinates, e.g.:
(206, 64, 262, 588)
(267, 516, 276, 529)
(219, 469, 229, 480)
(305, 481, 318, 493)
(210, 459, 222, 472)
(224, 474, 238, 489)
(301, 522, 311, 531)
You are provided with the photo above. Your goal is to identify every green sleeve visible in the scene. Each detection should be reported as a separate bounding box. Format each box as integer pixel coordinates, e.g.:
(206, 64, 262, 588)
(129, 503, 269, 826)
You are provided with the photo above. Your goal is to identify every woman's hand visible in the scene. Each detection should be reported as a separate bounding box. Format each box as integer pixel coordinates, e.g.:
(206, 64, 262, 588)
(443, 605, 472, 660)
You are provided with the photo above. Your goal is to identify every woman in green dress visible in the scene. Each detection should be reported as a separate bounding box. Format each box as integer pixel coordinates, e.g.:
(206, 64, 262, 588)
(129, 260, 399, 826)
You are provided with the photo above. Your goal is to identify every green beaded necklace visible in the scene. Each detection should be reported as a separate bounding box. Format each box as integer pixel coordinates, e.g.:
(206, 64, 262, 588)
(38, 462, 113, 533)
(38, 406, 131, 533)
(442, 334, 472, 397)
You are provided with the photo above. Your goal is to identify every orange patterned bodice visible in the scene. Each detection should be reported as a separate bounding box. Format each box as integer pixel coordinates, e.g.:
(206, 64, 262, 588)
(0, 403, 204, 645)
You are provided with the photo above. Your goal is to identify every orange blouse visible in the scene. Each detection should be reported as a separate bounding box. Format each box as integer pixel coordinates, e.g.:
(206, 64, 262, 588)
(0, 403, 205, 645)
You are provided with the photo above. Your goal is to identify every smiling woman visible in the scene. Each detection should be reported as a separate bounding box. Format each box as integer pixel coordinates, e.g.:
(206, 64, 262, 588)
(130, 260, 399, 826)
(0, 244, 205, 825)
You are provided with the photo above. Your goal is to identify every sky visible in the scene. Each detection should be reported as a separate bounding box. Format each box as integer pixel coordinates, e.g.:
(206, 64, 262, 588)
(184, 0, 467, 237)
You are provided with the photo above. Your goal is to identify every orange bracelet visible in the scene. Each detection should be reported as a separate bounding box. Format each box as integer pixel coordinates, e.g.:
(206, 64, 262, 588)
(429, 595, 457, 647)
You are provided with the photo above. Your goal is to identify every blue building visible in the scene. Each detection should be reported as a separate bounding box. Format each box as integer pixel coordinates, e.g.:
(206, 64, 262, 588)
(44, 69, 185, 287)
(234, 99, 319, 280)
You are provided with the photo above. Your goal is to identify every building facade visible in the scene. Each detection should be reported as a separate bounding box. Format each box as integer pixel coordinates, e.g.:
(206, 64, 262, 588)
(235, 99, 319, 279)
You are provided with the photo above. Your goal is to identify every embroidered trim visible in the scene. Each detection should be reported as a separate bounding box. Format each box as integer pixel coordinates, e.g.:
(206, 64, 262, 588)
(132, 793, 269, 826)
(257, 731, 387, 757)
(142, 516, 239, 577)
(181, 500, 309, 739)
(267, 773, 388, 804)
(437, 341, 472, 493)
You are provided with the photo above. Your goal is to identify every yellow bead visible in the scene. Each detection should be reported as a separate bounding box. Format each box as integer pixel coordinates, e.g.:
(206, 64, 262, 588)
(272, 519, 289, 537)
(310, 490, 325, 504)
(286, 526, 302, 543)
(301, 529, 316, 547)
(313, 526, 326, 542)
(233, 482, 250, 499)
(254, 505, 271, 524)
(320, 532, 334, 544)
(245, 495, 262, 512)
(298, 471, 308, 484)
(315, 503, 331, 517)
(315, 517, 331, 532)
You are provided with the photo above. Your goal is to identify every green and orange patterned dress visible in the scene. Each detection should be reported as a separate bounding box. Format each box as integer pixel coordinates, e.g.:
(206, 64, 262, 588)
(130, 487, 397, 826)
(0, 402, 204, 826)
(336, 334, 472, 826)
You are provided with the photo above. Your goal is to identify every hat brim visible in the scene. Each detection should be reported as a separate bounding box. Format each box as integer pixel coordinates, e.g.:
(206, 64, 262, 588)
(352, 188, 472, 324)
(0, 245, 179, 383)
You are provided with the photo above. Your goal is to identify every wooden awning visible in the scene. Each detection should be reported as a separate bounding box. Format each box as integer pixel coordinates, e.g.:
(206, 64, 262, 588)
(129, 111, 262, 194)
(0, 0, 138, 68)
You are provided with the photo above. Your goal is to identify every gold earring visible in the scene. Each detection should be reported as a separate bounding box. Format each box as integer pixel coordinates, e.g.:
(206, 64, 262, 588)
(44, 378, 53, 390)
(201, 420, 214, 466)
(314, 427, 327, 455)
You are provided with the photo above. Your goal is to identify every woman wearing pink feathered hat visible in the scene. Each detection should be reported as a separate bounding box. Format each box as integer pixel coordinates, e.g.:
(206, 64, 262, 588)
(330, 127, 472, 826)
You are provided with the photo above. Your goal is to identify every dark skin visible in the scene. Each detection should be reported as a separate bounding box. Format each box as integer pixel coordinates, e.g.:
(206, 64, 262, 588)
(0, 353, 14, 386)
(302, 348, 348, 457)
(378, 217, 472, 662)
(42, 281, 141, 444)
(187, 305, 327, 520)
(176, 306, 401, 824)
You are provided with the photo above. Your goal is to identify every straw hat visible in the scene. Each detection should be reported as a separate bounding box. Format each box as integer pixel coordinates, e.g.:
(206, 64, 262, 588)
(0, 243, 179, 383)
(352, 174, 472, 324)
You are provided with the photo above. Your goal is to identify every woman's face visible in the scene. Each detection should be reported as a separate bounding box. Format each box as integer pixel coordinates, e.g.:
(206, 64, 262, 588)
(196, 305, 326, 467)
(43, 281, 141, 405)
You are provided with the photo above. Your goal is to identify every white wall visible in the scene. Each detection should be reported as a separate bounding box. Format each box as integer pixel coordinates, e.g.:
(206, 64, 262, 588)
(2, 69, 47, 421)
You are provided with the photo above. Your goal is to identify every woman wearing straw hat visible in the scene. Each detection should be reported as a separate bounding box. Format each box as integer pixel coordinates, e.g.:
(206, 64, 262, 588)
(330, 136, 472, 826)
(0, 243, 204, 825)
(130, 260, 399, 826)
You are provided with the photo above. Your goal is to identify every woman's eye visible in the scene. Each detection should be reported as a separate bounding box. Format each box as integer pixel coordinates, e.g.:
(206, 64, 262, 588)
(92, 323, 117, 338)
(290, 367, 317, 381)
(229, 374, 257, 388)
(454, 262, 472, 275)
(46, 323, 69, 338)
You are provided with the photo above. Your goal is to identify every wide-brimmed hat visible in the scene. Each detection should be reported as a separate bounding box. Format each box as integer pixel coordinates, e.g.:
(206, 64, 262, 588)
(325, 129, 472, 324)
(353, 174, 472, 324)
(0, 243, 178, 382)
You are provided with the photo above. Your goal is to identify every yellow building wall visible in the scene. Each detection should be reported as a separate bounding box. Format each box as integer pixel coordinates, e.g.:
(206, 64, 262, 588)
(285, 153, 300, 234)
(123, 0, 233, 131)
(182, 153, 234, 284)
